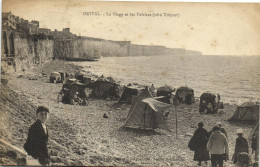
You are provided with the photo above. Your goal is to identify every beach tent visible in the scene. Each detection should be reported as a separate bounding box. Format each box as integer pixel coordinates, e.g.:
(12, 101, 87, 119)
(229, 102, 259, 121)
(90, 75, 121, 98)
(124, 98, 173, 130)
(119, 85, 144, 103)
(199, 92, 217, 113)
(61, 79, 88, 105)
(75, 71, 84, 82)
(175, 86, 195, 105)
(157, 85, 175, 97)
(124, 88, 174, 130)
(156, 85, 175, 104)
(128, 87, 154, 116)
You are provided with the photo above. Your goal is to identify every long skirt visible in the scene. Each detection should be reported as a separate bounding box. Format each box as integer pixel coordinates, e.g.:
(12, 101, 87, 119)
(194, 147, 210, 161)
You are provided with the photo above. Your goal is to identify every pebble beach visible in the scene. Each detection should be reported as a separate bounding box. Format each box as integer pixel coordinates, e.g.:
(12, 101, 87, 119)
(0, 60, 257, 166)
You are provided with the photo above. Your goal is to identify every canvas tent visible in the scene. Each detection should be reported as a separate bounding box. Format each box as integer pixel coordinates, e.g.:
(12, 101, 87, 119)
(124, 88, 174, 130)
(229, 102, 259, 121)
(119, 85, 144, 103)
(199, 92, 217, 113)
(175, 86, 195, 104)
(127, 87, 154, 117)
(156, 85, 175, 104)
(157, 85, 175, 97)
(90, 76, 121, 98)
(61, 79, 87, 105)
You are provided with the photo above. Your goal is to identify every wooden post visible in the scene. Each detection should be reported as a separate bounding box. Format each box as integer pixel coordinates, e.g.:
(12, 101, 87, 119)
(175, 106, 178, 139)
(172, 97, 179, 139)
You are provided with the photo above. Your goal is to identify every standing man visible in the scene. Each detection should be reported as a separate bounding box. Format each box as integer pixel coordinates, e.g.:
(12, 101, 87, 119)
(232, 129, 249, 164)
(24, 106, 50, 166)
(216, 122, 228, 139)
(207, 125, 229, 167)
(209, 122, 228, 139)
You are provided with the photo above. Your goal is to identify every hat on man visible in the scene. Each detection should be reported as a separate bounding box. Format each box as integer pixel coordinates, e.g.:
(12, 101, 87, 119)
(212, 125, 221, 131)
(236, 128, 243, 134)
(36, 106, 49, 114)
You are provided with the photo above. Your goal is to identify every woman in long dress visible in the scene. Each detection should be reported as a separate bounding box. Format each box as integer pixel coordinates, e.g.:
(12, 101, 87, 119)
(192, 122, 210, 166)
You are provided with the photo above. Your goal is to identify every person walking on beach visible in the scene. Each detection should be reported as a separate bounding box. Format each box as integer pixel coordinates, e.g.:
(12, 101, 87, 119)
(209, 122, 228, 139)
(191, 122, 210, 166)
(207, 125, 229, 167)
(24, 106, 50, 166)
(232, 129, 249, 164)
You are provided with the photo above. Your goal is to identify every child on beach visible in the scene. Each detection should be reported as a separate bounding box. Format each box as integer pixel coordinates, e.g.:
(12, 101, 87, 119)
(24, 106, 50, 166)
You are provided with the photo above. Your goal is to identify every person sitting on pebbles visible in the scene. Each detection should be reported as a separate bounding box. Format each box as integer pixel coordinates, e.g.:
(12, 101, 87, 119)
(230, 152, 251, 167)
(24, 106, 51, 166)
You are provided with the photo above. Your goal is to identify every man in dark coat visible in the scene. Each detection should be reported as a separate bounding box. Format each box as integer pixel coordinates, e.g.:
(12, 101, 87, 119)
(192, 122, 210, 166)
(24, 106, 50, 166)
(232, 129, 249, 164)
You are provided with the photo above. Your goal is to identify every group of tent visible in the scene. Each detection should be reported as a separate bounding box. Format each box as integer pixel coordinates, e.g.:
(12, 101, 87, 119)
(59, 74, 121, 105)
(57, 73, 259, 130)
(123, 87, 259, 130)
(64, 72, 197, 106)
(119, 84, 195, 105)
(122, 86, 259, 130)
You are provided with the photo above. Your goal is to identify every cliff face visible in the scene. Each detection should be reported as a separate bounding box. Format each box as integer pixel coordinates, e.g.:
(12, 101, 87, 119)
(54, 38, 130, 59)
(129, 44, 167, 56)
(1, 31, 202, 74)
(13, 33, 54, 72)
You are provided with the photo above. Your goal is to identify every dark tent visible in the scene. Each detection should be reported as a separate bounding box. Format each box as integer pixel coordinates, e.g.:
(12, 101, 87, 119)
(90, 76, 121, 98)
(229, 102, 259, 122)
(119, 85, 144, 103)
(60, 79, 88, 105)
(157, 85, 175, 96)
(199, 92, 217, 113)
(175, 86, 195, 104)
(156, 85, 175, 104)
(75, 72, 84, 81)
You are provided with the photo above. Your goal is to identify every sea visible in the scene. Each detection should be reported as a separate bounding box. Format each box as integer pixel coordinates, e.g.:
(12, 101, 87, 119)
(73, 55, 260, 105)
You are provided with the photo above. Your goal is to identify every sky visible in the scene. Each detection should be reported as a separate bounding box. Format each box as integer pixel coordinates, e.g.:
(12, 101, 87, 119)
(2, 0, 260, 55)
